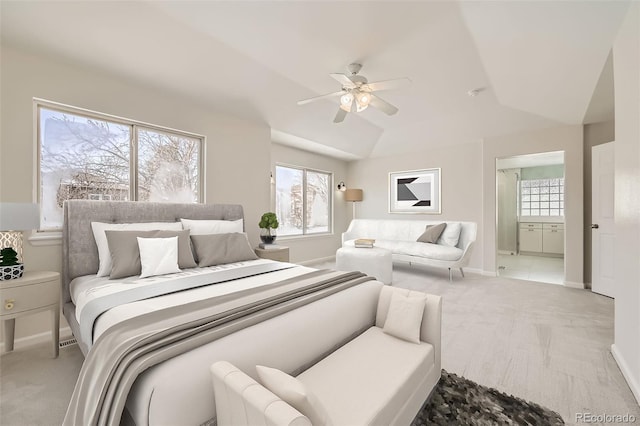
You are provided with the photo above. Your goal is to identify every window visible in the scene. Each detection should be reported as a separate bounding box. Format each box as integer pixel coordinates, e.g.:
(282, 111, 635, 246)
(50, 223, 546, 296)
(520, 178, 564, 217)
(37, 101, 203, 229)
(275, 165, 331, 236)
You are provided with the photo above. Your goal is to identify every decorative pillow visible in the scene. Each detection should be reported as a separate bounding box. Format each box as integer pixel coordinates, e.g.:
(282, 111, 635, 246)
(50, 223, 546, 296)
(190, 233, 257, 267)
(91, 221, 183, 277)
(256, 365, 333, 426)
(437, 222, 462, 247)
(180, 218, 243, 235)
(382, 291, 427, 344)
(137, 237, 181, 279)
(106, 229, 197, 279)
(416, 223, 446, 244)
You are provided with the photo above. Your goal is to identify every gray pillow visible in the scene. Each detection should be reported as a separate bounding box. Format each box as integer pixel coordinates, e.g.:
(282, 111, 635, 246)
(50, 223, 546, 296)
(191, 233, 258, 267)
(106, 229, 197, 279)
(416, 223, 446, 244)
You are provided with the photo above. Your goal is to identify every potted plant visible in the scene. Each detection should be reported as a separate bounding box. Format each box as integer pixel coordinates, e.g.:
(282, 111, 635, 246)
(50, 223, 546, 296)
(258, 212, 279, 244)
(0, 247, 23, 280)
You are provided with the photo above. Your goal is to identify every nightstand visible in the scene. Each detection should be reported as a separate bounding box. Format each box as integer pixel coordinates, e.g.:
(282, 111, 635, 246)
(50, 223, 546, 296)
(255, 246, 290, 262)
(0, 271, 60, 358)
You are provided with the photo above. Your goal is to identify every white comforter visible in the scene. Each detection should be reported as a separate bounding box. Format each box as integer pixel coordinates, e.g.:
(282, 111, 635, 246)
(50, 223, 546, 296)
(70, 259, 316, 347)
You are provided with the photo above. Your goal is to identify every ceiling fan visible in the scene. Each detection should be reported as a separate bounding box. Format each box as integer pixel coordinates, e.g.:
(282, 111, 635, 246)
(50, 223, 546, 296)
(297, 63, 411, 123)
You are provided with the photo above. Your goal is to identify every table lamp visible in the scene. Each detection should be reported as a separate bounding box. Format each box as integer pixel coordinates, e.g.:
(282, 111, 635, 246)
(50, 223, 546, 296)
(0, 203, 40, 279)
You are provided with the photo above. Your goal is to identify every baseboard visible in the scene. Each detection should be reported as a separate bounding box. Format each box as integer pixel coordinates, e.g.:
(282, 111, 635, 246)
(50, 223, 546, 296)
(611, 343, 640, 404)
(0, 326, 72, 353)
(563, 280, 585, 289)
(481, 269, 499, 277)
(462, 267, 485, 276)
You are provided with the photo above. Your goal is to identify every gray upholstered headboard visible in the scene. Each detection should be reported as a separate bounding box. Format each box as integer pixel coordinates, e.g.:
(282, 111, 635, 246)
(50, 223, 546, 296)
(61, 200, 244, 304)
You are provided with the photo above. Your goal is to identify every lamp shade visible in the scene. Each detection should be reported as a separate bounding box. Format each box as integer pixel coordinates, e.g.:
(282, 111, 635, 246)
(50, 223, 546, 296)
(344, 189, 363, 202)
(0, 203, 40, 231)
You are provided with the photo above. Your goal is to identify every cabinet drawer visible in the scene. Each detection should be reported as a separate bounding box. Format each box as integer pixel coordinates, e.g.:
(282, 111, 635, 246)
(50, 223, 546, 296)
(543, 223, 564, 230)
(0, 279, 59, 315)
(519, 222, 542, 230)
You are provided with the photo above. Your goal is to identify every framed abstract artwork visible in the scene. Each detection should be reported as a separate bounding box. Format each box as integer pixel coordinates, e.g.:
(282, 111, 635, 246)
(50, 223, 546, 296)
(389, 168, 441, 214)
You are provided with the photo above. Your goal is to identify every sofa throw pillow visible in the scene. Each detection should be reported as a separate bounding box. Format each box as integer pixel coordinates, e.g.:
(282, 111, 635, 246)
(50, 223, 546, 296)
(191, 233, 258, 267)
(137, 237, 181, 278)
(180, 218, 243, 235)
(383, 291, 427, 344)
(106, 229, 197, 279)
(91, 221, 183, 277)
(416, 223, 446, 244)
(256, 365, 333, 426)
(437, 222, 462, 247)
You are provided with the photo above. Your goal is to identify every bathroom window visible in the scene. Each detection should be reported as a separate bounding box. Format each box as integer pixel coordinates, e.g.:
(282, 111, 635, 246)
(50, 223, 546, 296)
(520, 178, 564, 217)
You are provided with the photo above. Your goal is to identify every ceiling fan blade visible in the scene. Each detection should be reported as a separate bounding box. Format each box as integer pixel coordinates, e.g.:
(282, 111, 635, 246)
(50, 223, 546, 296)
(297, 90, 345, 106)
(329, 73, 356, 88)
(369, 94, 399, 115)
(334, 108, 348, 123)
(363, 77, 411, 92)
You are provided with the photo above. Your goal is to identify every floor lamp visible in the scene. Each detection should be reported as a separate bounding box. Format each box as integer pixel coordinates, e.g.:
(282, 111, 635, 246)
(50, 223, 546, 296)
(344, 189, 363, 219)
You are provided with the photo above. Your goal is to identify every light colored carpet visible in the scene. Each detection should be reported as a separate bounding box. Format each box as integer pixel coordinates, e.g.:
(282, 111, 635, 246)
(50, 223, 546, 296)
(1, 262, 638, 426)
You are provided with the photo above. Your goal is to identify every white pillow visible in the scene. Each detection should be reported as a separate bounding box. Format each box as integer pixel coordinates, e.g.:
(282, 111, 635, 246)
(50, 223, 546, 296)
(91, 221, 183, 277)
(137, 237, 181, 278)
(437, 222, 462, 247)
(256, 365, 333, 426)
(382, 291, 427, 344)
(179, 218, 243, 235)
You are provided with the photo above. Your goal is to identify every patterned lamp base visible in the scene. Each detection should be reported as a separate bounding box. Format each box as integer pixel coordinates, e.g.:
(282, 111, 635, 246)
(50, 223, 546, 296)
(0, 263, 24, 280)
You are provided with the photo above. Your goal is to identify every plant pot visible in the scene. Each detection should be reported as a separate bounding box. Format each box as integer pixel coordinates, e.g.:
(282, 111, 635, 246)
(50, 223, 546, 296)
(260, 229, 277, 245)
(0, 263, 24, 280)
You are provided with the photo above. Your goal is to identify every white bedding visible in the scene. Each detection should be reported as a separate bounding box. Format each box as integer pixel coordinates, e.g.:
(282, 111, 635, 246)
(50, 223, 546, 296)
(70, 259, 317, 346)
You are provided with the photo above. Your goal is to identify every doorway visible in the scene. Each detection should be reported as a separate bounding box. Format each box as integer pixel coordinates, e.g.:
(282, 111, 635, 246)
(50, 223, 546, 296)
(496, 151, 565, 285)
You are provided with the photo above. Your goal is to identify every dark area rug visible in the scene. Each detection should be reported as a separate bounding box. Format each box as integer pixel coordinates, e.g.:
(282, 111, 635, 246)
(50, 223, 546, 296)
(412, 370, 565, 425)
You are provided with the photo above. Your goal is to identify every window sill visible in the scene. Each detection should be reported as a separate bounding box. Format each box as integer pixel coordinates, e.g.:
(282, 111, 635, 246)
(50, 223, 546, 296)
(28, 231, 62, 246)
(277, 233, 336, 242)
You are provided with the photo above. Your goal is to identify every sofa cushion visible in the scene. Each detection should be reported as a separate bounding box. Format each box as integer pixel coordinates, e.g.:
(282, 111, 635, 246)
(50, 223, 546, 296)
(345, 239, 463, 261)
(437, 222, 462, 247)
(416, 223, 446, 244)
(256, 365, 333, 426)
(383, 291, 427, 343)
(297, 327, 434, 426)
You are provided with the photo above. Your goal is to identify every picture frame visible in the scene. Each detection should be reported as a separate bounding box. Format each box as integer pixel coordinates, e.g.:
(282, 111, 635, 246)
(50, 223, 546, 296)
(389, 168, 441, 214)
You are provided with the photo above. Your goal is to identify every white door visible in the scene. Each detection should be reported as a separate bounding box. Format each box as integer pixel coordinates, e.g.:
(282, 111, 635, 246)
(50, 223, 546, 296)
(592, 142, 615, 297)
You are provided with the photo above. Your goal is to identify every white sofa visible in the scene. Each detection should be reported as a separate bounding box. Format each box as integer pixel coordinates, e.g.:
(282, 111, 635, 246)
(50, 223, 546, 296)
(211, 285, 442, 426)
(342, 219, 477, 281)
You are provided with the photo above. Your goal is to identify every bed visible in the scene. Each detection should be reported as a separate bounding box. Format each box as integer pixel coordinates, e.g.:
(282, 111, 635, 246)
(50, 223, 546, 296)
(61, 200, 375, 426)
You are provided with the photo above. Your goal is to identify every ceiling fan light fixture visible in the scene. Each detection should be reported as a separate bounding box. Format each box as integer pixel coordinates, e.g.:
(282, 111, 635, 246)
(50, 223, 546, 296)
(340, 92, 354, 108)
(356, 91, 371, 106)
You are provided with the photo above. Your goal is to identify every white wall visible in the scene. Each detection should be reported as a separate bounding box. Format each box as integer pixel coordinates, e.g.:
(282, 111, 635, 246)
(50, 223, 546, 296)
(347, 142, 484, 271)
(0, 45, 272, 345)
(611, 2, 640, 404)
(483, 125, 584, 284)
(270, 143, 349, 263)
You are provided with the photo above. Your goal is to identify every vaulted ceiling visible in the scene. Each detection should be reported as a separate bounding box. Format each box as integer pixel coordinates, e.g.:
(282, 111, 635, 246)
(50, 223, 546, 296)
(1, 1, 629, 160)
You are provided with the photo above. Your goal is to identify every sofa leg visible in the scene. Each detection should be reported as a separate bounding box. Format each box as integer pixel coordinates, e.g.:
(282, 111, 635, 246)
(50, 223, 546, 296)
(448, 268, 452, 282)
(459, 268, 465, 278)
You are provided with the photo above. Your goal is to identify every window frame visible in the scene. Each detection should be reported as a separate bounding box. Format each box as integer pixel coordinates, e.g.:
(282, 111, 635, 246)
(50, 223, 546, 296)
(34, 98, 206, 231)
(274, 163, 333, 238)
